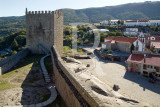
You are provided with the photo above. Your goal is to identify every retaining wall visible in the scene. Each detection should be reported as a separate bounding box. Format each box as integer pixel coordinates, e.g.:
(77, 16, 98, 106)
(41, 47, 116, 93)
(95, 49, 128, 62)
(51, 46, 99, 107)
(0, 49, 30, 75)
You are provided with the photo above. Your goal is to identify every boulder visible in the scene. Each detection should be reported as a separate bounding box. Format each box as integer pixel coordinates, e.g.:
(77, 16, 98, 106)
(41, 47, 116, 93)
(113, 84, 120, 91)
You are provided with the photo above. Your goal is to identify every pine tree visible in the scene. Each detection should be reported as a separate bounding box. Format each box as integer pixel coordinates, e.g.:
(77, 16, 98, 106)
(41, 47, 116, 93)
(11, 39, 19, 50)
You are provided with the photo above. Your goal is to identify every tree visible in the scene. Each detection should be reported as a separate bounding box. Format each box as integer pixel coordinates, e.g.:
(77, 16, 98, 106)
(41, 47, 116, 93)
(108, 20, 111, 25)
(130, 44, 135, 53)
(116, 32, 123, 36)
(107, 50, 113, 53)
(11, 50, 17, 55)
(84, 39, 89, 44)
(108, 32, 116, 36)
(11, 39, 19, 50)
(120, 20, 124, 25)
(153, 49, 157, 53)
(64, 26, 72, 35)
(15, 35, 26, 46)
(118, 20, 121, 25)
(100, 32, 107, 42)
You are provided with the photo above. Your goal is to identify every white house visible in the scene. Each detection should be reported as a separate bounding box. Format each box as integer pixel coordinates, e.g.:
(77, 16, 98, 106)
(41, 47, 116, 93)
(125, 20, 149, 26)
(89, 29, 109, 34)
(100, 20, 108, 25)
(138, 20, 148, 26)
(125, 20, 138, 26)
(126, 28, 138, 32)
(124, 28, 139, 36)
(149, 20, 160, 26)
(110, 20, 119, 25)
(101, 36, 145, 53)
(133, 39, 145, 52)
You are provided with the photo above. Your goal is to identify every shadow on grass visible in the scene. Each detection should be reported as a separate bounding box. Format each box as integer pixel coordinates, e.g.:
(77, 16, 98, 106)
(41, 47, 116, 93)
(12, 53, 67, 106)
(16, 53, 48, 105)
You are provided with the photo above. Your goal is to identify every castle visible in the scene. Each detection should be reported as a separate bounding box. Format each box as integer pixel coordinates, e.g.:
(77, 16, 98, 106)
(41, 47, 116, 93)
(26, 8, 63, 56)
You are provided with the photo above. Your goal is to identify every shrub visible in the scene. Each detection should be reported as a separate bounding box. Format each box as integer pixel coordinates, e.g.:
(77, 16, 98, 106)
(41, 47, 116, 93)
(107, 50, 113, 53)
(11, 51, 17, 55)
(77, 48, 83, 53)
(84, 39, 89, 44)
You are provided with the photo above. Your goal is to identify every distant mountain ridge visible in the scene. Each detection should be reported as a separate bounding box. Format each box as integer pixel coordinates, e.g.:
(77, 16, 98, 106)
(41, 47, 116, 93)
(0, 1, 160, 32)
(62, 1, 160, 24)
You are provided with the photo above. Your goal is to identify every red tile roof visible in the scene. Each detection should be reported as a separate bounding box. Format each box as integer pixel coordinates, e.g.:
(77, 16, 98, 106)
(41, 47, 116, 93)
(126, 20, 148, 22)
(127, 54, 160, 66)
(146, 35, 160, 41)
(126, 21, 137, 22)
(138, 20, 148, 22)
(127, 54, 144, 63)
(102, 41, 112, 44)
(105, 37, 137, 44)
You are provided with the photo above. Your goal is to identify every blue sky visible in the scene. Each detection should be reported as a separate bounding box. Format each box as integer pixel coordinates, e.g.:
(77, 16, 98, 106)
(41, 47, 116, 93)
(0, 0, 159, 17)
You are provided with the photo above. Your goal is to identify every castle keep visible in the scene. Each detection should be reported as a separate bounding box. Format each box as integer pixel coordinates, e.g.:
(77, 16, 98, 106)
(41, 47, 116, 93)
(26, 8, 63, 56)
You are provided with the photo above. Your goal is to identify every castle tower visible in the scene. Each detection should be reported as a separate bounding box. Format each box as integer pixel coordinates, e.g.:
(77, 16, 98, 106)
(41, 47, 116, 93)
(26, 8, 63, 56)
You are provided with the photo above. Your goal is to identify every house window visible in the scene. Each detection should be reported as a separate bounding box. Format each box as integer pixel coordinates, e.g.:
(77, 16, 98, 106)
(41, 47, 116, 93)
(143, 64, 147, 70)
(143, 71, 148, 75)
(151, 37, 155, 40)
(131, 63, 133, 67)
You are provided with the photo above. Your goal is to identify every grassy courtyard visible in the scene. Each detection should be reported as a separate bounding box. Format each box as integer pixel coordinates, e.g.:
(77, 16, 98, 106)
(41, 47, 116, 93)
(0, 54, 44, 91)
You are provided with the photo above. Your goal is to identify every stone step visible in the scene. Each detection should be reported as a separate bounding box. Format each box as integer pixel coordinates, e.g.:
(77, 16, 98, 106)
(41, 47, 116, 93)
(45, 78, 51, 80)
(46, 81, 50, 83)
(45, 79, 51, 81)
(43, 72, 48, 75)
(44, 76, 49, 78)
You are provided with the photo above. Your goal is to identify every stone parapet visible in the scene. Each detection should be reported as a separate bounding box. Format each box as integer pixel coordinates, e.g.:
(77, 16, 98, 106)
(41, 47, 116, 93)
(0, 49, 30, 75)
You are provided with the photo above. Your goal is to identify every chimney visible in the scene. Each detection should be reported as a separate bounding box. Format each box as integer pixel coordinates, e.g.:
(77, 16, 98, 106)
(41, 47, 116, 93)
(144, 54, 146, 63)
(26, 8, 28, 14)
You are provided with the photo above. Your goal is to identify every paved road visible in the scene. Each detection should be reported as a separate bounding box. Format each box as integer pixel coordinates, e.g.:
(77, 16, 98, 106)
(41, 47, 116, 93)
(81, 47, 160, 107)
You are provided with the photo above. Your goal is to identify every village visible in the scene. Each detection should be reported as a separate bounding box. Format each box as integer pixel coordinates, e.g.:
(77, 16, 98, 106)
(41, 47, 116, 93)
(99, 19, 160, 81)
(63, 19, 160, 106)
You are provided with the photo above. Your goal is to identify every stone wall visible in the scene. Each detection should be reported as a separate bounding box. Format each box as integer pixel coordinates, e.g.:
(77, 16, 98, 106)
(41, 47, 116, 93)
(0, 49, 29, 75)
(26, 9, 63, 56)
(51, 46, 99, 107)
(94, 49, 129, 62)
(116, 42, 131, 53)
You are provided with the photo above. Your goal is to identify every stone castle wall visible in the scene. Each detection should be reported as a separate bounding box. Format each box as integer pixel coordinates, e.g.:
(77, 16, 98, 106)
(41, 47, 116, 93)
(0, 49, 29, 75)
(116, 42, 131, 53)
(51, 46, 99, 107)
(26, 9, 63, 56)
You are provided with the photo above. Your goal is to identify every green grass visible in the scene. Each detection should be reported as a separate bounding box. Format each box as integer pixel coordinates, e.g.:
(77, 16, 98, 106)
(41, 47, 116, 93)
(0, 54, 44, 91)
(0, 81, 19, 90)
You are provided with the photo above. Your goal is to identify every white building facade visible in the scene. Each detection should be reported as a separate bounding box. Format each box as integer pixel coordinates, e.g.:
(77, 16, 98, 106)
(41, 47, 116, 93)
(149, 20, 160, 26)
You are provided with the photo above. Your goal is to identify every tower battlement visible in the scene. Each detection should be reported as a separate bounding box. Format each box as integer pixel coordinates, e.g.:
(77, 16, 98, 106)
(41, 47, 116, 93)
(26, 8, 63, 56)
(26, 8, 62, 16)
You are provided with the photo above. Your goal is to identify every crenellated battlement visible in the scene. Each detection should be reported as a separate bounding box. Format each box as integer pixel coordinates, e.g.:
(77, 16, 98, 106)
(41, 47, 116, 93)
(26, 8, 63, 55)
(26, 8, 62, 15)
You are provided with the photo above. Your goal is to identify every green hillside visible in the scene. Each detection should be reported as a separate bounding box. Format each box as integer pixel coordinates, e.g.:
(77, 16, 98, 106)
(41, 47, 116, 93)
(0, 16, 25, 36)
(62, 1, 160, 24)
(0, 1, 160, 36)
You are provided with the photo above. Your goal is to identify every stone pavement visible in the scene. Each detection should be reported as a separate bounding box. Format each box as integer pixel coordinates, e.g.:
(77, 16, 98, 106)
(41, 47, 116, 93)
(4, 84, 57, 107)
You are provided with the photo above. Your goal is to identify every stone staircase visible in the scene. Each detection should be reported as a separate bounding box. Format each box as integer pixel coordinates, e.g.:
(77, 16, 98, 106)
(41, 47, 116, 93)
(40, 54, 51, 83)
(38, 44, 50, 55)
